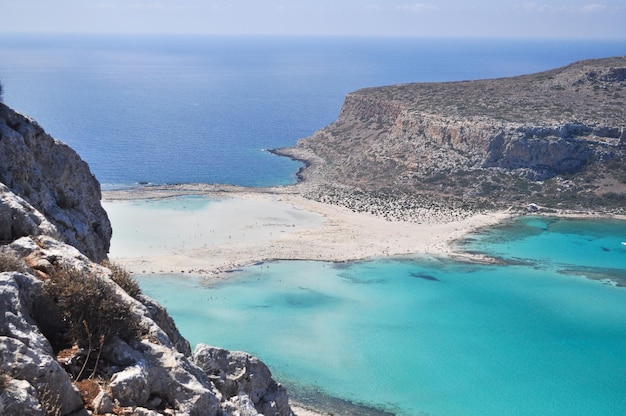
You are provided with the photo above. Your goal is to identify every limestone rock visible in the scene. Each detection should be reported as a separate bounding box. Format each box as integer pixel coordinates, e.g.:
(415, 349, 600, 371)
(138, 294, 192, 356)
(0, 183, 58, 243)
(101, 335, 144, 367)
(0, 378, 44, 416)
(109, 364, 150, 407)
(0, 270, 85, 416)
(0, 103, 111, 261)
(92, 390, 114, 415)
(138, 341, 221, 415)
(0, 271, 52, 354)
(193, 344, 293, 416)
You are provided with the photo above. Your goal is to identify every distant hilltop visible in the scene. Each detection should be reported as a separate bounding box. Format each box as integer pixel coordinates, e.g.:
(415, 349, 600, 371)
(278, 56, 626, 216)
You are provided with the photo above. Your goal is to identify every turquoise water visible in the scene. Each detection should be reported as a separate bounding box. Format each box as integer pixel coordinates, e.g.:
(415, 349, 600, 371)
(137, 217, 626, 416)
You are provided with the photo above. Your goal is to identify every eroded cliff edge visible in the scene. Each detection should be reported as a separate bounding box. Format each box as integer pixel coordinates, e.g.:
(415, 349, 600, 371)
(0, 103, 112, 262)
(0, 103, 293, 415)
(277, 56, 626, 216)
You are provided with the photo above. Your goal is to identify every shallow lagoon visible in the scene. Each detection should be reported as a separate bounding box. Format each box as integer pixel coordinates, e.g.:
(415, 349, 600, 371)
(137, 217, 626, 416)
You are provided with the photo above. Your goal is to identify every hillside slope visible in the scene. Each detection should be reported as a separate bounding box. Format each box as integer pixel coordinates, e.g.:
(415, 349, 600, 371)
(278, 56, 626, 216)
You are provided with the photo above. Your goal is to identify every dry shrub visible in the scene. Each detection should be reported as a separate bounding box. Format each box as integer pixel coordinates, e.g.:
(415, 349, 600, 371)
(43, 265, 140, 349)
(0, 250, 30, 273)
(101, 260, 141, 299)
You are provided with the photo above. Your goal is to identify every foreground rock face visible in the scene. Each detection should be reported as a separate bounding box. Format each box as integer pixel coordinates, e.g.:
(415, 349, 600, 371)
(0, 103, 111, 261)
(0, 236, 293, 416)
(281, 56, 626, 214)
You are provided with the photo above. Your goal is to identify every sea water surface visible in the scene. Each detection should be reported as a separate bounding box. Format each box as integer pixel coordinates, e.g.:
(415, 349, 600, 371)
(1, 35, 626, 187)
(137, 216, 626, 416)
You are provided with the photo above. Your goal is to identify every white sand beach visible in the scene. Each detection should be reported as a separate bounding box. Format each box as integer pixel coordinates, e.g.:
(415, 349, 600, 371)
(103, 185, 512, 278)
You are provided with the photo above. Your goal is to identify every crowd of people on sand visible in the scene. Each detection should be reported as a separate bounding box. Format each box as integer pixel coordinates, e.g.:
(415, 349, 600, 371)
(300, 184, 487, 224)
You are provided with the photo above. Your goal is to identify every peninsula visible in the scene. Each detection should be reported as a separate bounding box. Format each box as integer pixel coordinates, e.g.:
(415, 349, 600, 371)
(105, 56, 626, 279)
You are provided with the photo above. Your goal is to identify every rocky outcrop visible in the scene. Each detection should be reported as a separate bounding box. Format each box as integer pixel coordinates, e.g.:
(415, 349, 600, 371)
(282, 56, 626, 213)
(193, 345, 292, 416)
(1, 236, 293, 415)
(0, 183, 59, 243)
(0, 270, 85, 415)
(0, 103, 111, 261)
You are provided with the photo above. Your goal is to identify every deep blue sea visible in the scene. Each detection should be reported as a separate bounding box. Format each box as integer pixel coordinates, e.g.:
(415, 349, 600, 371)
(1, 35, 625, 187)
(2, 36, 626, 415)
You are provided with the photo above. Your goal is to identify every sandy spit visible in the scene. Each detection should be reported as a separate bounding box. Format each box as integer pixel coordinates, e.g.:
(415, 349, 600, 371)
(103, 184, 512, 279)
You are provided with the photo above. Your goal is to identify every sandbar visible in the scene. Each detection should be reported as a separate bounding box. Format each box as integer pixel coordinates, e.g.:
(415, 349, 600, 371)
(103, 184, 512, 278)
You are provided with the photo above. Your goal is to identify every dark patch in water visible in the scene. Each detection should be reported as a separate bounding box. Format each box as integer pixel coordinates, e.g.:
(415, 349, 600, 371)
(332, 261, 360, 270)
(339, 272, 387, 285)
(409, 272, 440, 282)
(287, 384, 396, 416)
(274, 287, 339, 308)
(558, 267, 626, 287)
(601, 247, 611, 252)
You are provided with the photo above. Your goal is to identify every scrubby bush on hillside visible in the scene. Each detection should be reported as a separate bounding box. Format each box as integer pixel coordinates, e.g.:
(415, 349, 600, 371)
(43, 265, 140, 351)
(102, 259, 141, 299)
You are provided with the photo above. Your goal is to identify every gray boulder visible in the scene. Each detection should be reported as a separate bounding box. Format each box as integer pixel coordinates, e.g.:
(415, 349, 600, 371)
(0, 183, 58, 243)
(193, 344, 293, 416)
(0, 271, 84, 415)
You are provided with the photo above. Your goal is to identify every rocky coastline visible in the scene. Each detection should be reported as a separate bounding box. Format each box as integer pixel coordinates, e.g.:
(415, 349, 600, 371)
(277, 56, 626, 216)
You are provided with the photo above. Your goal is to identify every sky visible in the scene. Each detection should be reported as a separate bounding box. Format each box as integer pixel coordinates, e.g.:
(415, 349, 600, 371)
(1, 0, 625, 39)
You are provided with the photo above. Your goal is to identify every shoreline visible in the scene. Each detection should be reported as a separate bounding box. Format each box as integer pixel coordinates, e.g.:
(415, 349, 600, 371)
(103, 182, 626, 279)
(102, 183, 514, 280)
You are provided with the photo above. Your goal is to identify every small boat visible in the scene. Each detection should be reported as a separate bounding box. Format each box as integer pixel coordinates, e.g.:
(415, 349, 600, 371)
(622, 242, 626, 246)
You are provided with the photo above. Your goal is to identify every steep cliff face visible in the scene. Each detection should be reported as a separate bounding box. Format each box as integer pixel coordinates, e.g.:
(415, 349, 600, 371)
(285, 56, 626, 213)
(0, 103, 111, 262)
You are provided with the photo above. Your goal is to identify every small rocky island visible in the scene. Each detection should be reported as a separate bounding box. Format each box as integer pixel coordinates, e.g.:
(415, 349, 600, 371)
(1, 56, 625, 415)
(277, 56, 626, 219)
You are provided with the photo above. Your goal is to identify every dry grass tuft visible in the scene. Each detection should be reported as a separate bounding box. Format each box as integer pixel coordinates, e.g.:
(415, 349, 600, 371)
(102, 260, 141, 299)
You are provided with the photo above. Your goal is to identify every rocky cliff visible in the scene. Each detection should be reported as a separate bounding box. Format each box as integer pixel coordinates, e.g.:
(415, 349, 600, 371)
(0, 104, 293, 415)
(279, 56, 626, 215)
(0, 103, 111, 262)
